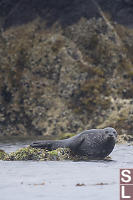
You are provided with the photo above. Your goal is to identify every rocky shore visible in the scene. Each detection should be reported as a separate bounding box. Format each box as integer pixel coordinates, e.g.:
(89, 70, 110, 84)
(0, 133, 132, 161)
(0, 0, 133, 138)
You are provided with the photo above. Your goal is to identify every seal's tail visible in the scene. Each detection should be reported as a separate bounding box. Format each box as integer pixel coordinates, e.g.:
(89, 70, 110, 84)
(30, 141, 54, 150)
(30, 140, 67, 150)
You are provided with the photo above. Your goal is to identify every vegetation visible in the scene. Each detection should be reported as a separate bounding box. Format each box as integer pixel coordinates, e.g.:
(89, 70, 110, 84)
(0, 147, 71, 161)
(0, 146, 113, 161)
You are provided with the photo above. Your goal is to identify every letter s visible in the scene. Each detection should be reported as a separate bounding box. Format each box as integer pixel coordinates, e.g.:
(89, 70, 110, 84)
(121, 170, 131, 183)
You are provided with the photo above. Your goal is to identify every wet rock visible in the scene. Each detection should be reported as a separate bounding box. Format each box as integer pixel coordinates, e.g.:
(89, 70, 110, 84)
(117, 134, 133, 144)
(0, 149, 8, 160)
(2, 147, 72, 161)
(0, 146, 113, 161)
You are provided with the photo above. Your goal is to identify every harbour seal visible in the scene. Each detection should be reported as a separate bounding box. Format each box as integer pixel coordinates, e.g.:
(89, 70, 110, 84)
(30, 127, 117, 159)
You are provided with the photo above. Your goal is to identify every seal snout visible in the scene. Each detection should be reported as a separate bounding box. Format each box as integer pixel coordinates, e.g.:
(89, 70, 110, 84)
(108, 132, 115, 137)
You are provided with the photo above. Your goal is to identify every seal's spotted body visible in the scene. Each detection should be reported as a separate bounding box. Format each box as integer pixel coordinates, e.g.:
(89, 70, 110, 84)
(30, 127, 117, 159)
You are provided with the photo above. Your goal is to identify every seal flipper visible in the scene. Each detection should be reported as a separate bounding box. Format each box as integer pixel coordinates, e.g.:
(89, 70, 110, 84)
(69, 137, 85, 153)
(30, 139, 69, 150)
(30, 141, 54, 150)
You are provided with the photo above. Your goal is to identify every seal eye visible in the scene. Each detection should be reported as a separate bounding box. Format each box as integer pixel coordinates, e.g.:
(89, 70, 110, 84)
(113, 131, 116, 135)
(105, 131, 109, 134)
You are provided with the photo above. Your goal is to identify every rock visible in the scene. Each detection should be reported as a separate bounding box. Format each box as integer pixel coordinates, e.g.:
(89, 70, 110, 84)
(0, 149, 8, 160)
(2, 147, 71, 161)
(0, 146, 113, 161)
(117, 134, 133, 144)
(0, 1, 132, 137)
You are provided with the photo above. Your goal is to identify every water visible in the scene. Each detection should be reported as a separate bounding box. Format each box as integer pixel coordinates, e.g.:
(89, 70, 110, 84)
(0, 142, 132, 200)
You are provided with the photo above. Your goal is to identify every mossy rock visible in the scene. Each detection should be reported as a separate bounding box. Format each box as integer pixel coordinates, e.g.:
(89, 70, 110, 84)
(0, 146, 113, 161)
(1, 146, 72, 161)
(0, 149, 8, 160)
(117, 134, 133, 144)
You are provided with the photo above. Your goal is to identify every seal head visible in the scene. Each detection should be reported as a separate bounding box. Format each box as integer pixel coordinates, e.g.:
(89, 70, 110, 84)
(104, 127, 117, 139)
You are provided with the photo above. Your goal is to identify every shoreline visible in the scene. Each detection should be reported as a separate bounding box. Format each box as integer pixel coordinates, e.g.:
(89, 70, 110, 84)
(0, 134, 133, 145)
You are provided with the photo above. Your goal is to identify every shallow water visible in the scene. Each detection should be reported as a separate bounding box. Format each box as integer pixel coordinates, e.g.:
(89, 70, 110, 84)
(0, 142, 132, 200)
